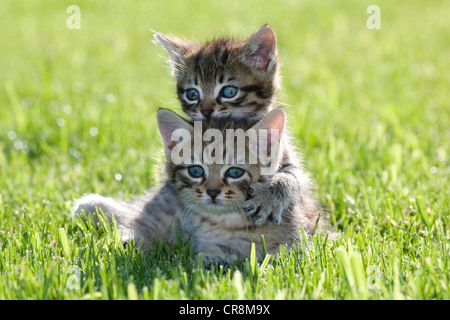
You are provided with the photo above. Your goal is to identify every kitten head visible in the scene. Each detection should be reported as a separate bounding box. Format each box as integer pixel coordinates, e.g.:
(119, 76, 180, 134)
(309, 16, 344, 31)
(154, 25, 280, 120)
(157, 108, 285, 214)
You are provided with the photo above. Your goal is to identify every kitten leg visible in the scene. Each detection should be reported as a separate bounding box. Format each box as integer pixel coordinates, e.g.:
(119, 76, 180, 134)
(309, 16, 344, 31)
(72, 194, 144, 243)
(244, 165, 306, 226)
(72, 192, 188, 246)
(196, 244, 239, 267)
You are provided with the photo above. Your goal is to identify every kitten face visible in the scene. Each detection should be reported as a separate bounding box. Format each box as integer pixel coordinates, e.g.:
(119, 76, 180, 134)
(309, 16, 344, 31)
(154, 25, 280, 120)
(164, 117, 262, 214)
(174, 163, 258, 214)
(157, 108, 286, 215)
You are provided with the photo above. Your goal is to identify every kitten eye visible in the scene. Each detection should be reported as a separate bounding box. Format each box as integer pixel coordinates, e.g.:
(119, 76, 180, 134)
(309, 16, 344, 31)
(221, 86, 238, 99)
(185, 88, 200, 101)
(226, 167, 245, 179)
(188, 166, 204, 178)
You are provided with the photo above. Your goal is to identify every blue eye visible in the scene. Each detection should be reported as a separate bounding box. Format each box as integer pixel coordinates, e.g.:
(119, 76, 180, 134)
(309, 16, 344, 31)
(188, 166, 204, 178)
(186, 89, 200, 101)
(221, 86, 238, 99)
(226, 167, 245, 179)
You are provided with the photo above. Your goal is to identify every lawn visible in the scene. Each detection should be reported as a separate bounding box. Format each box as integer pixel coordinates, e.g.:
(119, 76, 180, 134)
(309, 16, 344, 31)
(0, 0, 448, 300)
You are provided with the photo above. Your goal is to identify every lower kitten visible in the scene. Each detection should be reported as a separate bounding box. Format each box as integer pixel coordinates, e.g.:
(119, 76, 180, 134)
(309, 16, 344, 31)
(72, 108, 322, 265)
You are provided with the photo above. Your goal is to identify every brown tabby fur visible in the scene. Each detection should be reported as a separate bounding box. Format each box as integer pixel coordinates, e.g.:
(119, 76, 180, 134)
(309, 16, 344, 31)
(72, 26, 325, 266)
(153, 25, 280, 120)
(154, 25, 316, 226)
(73, 109, 323, 265)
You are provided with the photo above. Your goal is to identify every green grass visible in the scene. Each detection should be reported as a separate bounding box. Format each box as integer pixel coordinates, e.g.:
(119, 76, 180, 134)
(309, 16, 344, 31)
(0, 0, 449, 300)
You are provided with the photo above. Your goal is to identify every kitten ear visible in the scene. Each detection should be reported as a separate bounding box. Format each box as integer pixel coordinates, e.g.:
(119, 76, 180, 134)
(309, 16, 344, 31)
(240, 25, 278, 72)
(250, 108, 285, 157)
(157, 109, 193, 151)
(152, 31, 186, 76)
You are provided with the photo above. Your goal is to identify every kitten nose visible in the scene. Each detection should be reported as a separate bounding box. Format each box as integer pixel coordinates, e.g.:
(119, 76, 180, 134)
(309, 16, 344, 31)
(206, 188, 221, 199)
(201, 109, 213, 118)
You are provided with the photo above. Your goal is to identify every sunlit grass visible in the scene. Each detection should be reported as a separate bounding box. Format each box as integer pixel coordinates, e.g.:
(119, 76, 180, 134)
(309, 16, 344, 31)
(0, 0, 448, 299)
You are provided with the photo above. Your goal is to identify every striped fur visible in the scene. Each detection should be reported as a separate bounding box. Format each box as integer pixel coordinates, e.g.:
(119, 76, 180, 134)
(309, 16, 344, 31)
(154, 25, 320, 226)
(72, 109, 323, 265)
(153, 25, 280, 121)
(72, 26, 324, 265)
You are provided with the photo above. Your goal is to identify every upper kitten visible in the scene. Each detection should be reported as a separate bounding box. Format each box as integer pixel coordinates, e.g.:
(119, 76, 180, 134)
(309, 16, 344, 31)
(153, 25, 280, 120)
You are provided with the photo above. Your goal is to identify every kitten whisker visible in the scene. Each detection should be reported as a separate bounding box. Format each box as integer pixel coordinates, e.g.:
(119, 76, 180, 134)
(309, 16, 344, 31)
(157, 98, 179, 106)
(271, 100, 292, 108)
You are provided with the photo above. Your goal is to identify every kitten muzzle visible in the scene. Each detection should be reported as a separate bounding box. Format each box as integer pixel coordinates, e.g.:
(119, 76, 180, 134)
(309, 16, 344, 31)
(201, 108, 214, 118)
(206, 188, 221, 199)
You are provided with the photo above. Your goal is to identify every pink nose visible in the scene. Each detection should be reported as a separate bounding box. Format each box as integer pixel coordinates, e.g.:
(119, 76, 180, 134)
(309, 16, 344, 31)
(201, 109, 213, 118)
(206, 188, 220, 199)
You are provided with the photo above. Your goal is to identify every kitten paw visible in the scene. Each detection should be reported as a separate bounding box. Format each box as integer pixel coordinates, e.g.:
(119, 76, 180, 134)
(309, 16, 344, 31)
(71, 194, 103, 220)
(200, 255, 231, 268)
(243, 182, 284, 226)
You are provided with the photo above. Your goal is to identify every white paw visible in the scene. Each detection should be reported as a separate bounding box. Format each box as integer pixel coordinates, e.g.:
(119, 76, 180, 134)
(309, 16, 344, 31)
(71, 194, 108, 221)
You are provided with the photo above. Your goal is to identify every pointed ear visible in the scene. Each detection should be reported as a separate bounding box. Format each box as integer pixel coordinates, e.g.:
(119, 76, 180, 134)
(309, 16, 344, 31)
(152, 31, 186, 76)
(240, 25, 277, 72)
(250, 108, 285, 156)
(157, 109, 193, 151)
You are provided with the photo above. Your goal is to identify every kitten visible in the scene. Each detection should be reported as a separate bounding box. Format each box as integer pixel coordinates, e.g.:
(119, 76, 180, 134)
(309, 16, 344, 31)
(153, 25, 279, 120)
(73, 108, 322, 265)
(153, 25, 310, 226)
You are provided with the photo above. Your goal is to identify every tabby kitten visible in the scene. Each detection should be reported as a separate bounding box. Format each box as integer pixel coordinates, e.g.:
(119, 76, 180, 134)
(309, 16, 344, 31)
(73, 108, 322, 265)
(153, 25, 310, 226)
(153, 25, 279, 120)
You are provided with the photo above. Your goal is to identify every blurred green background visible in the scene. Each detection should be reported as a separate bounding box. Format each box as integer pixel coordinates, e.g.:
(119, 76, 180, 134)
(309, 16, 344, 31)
(0, 0, 448, 299)
(1, 0, 448, 220)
